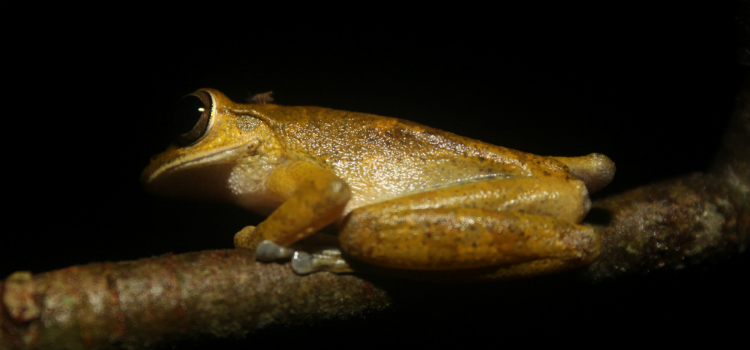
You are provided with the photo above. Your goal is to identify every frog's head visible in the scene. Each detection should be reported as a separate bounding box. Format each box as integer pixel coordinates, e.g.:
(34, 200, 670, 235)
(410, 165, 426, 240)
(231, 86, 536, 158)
(141, 89, 269, 201)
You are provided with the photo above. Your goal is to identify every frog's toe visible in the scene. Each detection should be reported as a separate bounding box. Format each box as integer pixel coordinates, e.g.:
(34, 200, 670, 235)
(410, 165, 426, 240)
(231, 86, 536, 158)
(255, 240, 295, 262)
(291, 251, 317, 274)
(291, 250, 355, 275)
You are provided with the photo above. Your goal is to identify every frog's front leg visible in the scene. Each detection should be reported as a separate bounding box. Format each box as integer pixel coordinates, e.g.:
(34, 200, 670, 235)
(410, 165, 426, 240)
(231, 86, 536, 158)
(233, 160, 351, 258)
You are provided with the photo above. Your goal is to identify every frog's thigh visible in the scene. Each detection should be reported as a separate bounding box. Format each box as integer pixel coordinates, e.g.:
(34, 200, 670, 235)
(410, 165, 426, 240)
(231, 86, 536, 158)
(370, 176, 591, 224)
(340, 208, 598, 271)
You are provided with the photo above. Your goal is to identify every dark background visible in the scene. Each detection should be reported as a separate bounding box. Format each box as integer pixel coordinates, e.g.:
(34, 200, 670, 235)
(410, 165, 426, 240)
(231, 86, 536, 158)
(1, 2, 746, 347)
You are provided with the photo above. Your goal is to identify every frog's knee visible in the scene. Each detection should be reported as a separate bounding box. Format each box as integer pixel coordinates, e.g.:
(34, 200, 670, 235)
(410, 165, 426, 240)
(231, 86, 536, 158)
(553, 153, 616, 193)
(578, 153, 615, 192)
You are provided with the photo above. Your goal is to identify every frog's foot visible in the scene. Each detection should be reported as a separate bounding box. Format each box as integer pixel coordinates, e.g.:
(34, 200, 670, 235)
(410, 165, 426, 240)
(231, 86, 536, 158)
(254, 239, 355, 274)
(291, 249, 354, 275)
(255, 240, 295, 262)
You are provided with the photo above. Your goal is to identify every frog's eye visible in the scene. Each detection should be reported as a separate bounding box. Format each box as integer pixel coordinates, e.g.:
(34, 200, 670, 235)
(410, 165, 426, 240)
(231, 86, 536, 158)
(176, 91, 213, 146)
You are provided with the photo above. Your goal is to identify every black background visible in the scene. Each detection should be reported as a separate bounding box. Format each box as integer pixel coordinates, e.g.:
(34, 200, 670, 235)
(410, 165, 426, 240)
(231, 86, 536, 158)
(1, 2, 747, 348)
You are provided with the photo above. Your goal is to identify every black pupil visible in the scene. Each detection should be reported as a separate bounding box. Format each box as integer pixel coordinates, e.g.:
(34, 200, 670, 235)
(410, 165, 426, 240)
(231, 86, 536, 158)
(174, 95, 206, 136)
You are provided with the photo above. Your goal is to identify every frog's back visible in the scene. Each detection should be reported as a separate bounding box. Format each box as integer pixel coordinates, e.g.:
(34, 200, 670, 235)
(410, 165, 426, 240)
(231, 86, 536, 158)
(246, 104, 569, 208)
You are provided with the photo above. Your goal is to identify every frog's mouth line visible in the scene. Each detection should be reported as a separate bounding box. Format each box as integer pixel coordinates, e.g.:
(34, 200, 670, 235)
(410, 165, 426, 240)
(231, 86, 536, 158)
(143, 144, 245, 184)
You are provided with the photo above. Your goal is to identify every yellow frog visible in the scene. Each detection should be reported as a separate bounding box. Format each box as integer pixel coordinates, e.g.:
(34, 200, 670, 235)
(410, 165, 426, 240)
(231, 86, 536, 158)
(142, 89, 615, 280)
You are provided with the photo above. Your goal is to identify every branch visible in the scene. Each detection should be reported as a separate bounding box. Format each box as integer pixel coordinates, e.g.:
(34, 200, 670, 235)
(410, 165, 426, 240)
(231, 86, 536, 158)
(1, 250, 391, 350)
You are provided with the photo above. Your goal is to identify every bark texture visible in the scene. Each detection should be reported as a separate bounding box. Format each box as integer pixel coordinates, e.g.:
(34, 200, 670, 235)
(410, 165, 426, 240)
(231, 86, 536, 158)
(1, 251, 390, 350)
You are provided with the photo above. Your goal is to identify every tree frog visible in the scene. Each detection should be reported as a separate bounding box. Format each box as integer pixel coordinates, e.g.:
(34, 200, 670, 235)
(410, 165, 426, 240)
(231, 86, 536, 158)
(142, 89, 615, 280)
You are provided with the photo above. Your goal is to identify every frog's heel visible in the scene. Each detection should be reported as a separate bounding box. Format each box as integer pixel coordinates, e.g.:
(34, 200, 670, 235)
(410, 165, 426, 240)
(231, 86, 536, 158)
(338, 208, 600, 276)
(552, 153, 615, 193)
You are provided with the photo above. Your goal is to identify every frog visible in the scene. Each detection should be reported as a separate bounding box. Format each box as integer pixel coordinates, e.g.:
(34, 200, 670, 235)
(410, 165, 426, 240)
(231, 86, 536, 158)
(142, 89, 615, 281)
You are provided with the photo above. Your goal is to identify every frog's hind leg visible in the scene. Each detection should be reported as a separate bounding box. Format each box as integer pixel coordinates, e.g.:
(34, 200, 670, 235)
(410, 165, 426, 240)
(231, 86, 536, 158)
(289, 176, 600, 277)
(337, 176, 600, 278)
(289, 208, 599, 279)
(338, 208, 599, 274)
